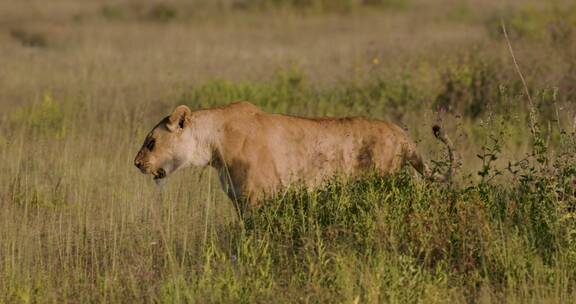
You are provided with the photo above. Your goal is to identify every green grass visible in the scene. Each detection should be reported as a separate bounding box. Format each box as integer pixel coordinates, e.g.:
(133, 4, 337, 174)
(2, 163, 576, 302)
(1, 73, 576, 303)
(2, 0, 576, 302)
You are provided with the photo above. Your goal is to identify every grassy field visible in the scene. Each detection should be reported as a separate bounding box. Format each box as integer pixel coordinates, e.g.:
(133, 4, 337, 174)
(2, 0, 576, 302)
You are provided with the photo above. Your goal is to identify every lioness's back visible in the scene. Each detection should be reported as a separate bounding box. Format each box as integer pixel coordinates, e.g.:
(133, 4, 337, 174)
(221, 109, 415, 186)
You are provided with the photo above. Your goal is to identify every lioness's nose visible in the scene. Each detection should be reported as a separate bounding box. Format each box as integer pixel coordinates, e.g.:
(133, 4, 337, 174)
(134, 159, 143, 170)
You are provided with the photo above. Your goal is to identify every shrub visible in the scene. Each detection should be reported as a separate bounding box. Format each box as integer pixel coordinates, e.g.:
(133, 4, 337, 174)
(433, 59, 511, 120)
(230, 0, 409, 13)
(100, 4, 125, 20)
(10, 29, 47, 48)
(146, 3, 178, 22)
(178, 68, 422, 121)
(10, 92, 65, 138)
(488, 4, 576, 41)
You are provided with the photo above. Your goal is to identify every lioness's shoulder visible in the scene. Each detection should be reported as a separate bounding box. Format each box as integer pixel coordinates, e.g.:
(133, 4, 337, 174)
(222, 101, 261, 114)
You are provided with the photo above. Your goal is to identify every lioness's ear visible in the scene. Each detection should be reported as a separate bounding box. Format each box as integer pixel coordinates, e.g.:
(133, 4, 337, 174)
(167, 105, 192, 132)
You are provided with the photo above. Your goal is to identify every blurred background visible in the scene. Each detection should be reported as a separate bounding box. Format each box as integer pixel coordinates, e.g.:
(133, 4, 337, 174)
(2, 1, 576, 302)
(1, 0, 575, 181)
(2, 0, 574, 105)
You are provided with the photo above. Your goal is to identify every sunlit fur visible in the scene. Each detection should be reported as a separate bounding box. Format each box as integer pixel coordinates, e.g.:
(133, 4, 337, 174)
(135, 101, 454, 206)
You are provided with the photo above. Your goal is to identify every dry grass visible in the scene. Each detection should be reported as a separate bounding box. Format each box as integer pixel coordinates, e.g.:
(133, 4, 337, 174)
(0, 0, 513, 107)
(1, 0, 576, 302)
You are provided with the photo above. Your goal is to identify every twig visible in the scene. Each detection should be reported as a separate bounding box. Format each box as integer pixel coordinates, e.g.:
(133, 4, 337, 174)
(501, 20, 538, 136)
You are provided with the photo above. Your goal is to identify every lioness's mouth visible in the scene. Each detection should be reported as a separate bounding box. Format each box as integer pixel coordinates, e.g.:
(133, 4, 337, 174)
(153, 168, 167, 180)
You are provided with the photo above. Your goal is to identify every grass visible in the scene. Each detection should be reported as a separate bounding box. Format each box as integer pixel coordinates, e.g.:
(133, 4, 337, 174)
(2, 74, 576, 303)
(1, 0, 576, 303)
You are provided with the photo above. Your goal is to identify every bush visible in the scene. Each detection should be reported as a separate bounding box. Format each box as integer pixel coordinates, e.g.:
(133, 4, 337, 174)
(10, 92, 65, 138)
(433, 59, 512, 120)
(10, 29, 48, 48)
(146, 3, 178, 22)
(487, 4, 576, 41)
(230, 0, 409, 13)
(178, 68, 422, 122)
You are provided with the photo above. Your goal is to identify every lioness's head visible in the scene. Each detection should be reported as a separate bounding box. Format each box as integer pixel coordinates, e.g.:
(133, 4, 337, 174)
(134, 105, 212, 183)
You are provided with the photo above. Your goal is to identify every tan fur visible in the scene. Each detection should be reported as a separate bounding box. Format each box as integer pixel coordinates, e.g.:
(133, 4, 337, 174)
(134, 101, 454, 210)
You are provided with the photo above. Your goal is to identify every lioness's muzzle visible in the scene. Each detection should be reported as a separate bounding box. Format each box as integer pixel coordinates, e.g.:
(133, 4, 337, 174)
(154, 168, 166, 180)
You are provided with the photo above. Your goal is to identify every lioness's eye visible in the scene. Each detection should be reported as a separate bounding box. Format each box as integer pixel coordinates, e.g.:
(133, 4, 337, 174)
(146, 139, 155, 151)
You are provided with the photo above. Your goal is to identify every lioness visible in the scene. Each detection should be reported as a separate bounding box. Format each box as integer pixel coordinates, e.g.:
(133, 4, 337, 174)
(134, 101, 454, 210)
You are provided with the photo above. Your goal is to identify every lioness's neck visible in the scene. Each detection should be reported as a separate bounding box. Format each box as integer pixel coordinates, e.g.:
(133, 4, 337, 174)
(181, 110, 223, 167)
(194, 109, 234, 170)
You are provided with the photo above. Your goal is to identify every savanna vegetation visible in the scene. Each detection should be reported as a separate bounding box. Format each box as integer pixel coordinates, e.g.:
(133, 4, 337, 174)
(1, 0, 576, 302)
